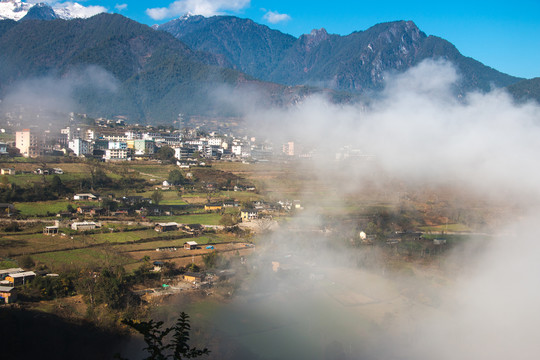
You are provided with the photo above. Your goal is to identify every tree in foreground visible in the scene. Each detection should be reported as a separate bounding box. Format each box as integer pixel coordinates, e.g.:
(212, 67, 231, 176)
(117, 312, 210, 360)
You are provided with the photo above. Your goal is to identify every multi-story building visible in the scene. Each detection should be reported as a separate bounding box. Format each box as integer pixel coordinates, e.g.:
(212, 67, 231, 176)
(231, 144, 243, 156)
(283, 141, 295, 156)
(15, 129, 40, 157)
(103, 134, 129, 142)
(207, 137, 222, 146)
(68, 138, 92, 156)
(104, 148, 131, 161)
(132, 139, 156, 155)
(174, 146, 195, 160)
(108, 141, 128, 150)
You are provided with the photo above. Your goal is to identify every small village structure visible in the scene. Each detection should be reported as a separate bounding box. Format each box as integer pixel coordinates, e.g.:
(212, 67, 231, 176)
(223, 199, 239, 207)
(5, 271, 36, 286)
(0, 168, 15, 175)
(184, 241, 198, 250)
(73, 193, 99, 201)
(153, 261, 165, 272)
(71, 221, 100, 231)
(181, 224, 204, 234)
(0, 286, 16, 304)
(43, 226, 59, 235)
(182, 272, 205, 283)
(155, 222, 179, 232)
(204, 203, 223, 211)
(240, 209, 258, 221)
(0, 268, 23, 282)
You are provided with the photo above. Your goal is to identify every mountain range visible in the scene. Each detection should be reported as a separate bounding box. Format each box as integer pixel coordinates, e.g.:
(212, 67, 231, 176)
(157, 15, 521, 93)
(0, 12, 536, 123)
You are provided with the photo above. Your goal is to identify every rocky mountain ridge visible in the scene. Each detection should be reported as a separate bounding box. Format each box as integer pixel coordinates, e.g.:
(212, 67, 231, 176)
(158, 16, 522, 93)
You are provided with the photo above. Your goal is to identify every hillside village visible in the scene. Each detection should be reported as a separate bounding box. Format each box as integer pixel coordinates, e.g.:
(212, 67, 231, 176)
(0, 114, 312, 311)
(1, 113, 370, 163)
(8, 115, 275, 162)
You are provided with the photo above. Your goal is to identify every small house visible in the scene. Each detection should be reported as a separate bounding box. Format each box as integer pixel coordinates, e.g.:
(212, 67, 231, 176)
(155, 222, 179, 232)
(71, 221, 100, 231)
(182, 272, 205, 283)
(223, 200, 238, 207)
(73, 193, 98, 201)
(43, 226, 59, 235)
(0, 168, 15, 175)
(76, 206, 95, 214)
(184, 241, 198, 250)
(240, 209, 258, 221)
(153, 261, 165, 272)
(0, 268, 23, 280)
(6, 271, 36, 286)
(204, 203, 223, 211)
(0, 286, 16, 304)
(182, 224, 204, 234)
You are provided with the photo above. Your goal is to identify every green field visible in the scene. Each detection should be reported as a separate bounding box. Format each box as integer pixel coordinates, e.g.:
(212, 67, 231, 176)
(137, 190, 189, 205)
(32, 248, 133, 269)
(419, 223, 472, 232)
(129, 164, 176, 180)
(149, 213, 222, 225)
(87, 229, 183, 243)
(14, 200, 72, 216)
(113, 233, 233, 252)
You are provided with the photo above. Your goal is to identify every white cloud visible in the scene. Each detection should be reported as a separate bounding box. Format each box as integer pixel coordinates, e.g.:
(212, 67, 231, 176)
(114, 3, 128, 11)
(146, 0, 250, 20)
(263, 10, 291, 24)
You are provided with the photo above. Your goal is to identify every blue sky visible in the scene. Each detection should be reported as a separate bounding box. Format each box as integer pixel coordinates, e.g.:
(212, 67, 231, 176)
(56, 0, 540, 79)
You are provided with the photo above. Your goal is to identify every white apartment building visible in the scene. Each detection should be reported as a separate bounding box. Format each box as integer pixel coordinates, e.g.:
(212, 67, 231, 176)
(104, 148, 130, 161)
(108, 141, 128, 150)
(207, 137, 222, 146)
(68, 138, 92, 156)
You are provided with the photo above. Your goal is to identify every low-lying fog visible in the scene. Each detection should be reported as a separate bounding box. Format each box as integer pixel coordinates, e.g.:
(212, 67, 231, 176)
(159, 60, 540, 359)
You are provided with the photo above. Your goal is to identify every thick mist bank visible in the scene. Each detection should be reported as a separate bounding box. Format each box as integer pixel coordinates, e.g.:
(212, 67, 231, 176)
(169, 60, 540, 360)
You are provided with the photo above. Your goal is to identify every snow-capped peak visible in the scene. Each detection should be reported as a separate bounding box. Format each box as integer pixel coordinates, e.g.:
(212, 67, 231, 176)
(0, 1, 106, 21)
(179, 12, 196, 20)
(53, 2, 106, 20)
